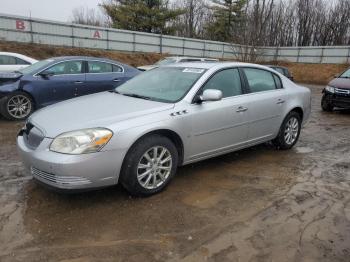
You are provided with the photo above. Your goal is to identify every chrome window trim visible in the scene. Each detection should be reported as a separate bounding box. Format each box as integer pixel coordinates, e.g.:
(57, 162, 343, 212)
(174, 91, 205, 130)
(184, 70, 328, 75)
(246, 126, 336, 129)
(34, 59, 125, 77)
(34, 59, 85, 77)
(86, 60, 125, 74)
(189, 66, 285, 104)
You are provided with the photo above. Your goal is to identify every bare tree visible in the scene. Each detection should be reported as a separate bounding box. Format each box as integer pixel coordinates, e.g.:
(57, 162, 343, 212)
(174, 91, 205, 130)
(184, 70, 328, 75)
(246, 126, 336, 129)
(71, 6, 108, 27)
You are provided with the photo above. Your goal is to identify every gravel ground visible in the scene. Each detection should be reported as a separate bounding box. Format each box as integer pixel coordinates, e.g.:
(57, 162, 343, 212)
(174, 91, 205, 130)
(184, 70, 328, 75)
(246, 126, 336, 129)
(0, 84, 349, 262)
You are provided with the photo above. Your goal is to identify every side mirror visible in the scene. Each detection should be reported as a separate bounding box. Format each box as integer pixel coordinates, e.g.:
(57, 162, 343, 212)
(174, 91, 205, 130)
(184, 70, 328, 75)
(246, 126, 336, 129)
(39, 71, 54, 79)
(200, 89, 223, 102)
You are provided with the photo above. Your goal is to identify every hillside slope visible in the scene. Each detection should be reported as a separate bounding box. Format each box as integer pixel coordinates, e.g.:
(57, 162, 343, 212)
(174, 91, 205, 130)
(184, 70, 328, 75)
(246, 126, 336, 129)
(0, 41, 347, 84)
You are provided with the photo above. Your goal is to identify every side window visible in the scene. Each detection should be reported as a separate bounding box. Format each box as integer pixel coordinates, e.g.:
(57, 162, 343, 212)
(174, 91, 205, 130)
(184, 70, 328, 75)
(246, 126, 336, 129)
(45, 61, 83, 75)
(113, 64, 123, 72)
(283, 69, 290, 77)
(243, 68, 277, 93)
(273, 74, 283, 89)
(88, 61, 113, 73)
(202, 68, 242, 98)
(0, 55, 17, 65)
(274, 67, 285, 75)
(16, 58, 30, 65)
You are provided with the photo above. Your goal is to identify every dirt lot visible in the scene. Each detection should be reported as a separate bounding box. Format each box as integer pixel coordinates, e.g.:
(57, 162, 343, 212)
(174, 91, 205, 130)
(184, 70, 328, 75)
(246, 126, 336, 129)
(0, 85, 349, 262)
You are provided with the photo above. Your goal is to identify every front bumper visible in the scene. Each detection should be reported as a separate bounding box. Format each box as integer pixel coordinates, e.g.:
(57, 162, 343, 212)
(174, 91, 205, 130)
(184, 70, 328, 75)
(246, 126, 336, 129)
(323, 89, 350, 109)
(17, 135, 126, 190)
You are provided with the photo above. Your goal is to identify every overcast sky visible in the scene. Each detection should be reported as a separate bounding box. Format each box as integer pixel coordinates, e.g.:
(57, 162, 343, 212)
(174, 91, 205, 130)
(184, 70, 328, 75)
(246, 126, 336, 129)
(1, 0, 102, 22)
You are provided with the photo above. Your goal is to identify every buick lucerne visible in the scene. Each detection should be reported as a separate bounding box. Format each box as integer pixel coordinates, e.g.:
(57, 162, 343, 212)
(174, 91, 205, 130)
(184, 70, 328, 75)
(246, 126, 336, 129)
(17, 63, 311, 196)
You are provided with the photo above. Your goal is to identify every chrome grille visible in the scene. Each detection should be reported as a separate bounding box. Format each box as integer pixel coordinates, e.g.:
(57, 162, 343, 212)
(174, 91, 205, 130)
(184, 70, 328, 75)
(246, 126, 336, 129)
(31, 167, 91, 186)
(335, 88, 350, 96)
(22, 123, 44, 149)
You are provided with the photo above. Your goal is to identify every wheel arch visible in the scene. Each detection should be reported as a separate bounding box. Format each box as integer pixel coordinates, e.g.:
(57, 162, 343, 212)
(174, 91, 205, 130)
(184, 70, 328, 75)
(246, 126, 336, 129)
(123, 129, 185, 167)
(289, 106, 304, 122)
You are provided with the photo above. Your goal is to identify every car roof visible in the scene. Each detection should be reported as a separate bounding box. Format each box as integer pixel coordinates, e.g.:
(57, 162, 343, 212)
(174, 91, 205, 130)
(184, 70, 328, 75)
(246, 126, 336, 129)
(165, 62, 273, 70)
(0, 52, 38, 63)
(49, 56, 123, 64)
(165, 56, 219, 60)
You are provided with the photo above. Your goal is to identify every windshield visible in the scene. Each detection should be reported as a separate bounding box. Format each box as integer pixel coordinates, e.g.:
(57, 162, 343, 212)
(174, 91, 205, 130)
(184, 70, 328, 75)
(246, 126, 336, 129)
(117, 67, 206, 103)
(340, 68, 350, 78)
(19, 59, 54, 75)
(155, 58, 177, 66)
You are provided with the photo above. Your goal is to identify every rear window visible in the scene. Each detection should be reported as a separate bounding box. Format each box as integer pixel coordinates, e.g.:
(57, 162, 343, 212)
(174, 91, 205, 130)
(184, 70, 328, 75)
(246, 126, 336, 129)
(243, 68, 278, 93)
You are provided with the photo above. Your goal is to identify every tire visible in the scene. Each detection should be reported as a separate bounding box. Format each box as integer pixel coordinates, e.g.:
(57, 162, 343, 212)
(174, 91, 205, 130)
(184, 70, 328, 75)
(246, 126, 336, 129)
(0, 91, 34, 121)
(120, 134, 178, 197)
(273, 111, 301, 150)
(321, 94, 333, 112)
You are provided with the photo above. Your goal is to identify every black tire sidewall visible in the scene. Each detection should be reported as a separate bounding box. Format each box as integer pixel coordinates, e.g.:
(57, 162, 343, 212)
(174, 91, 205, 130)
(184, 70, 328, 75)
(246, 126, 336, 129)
(274, 112, 301, 150)
(321, 94, 333, 112)
(0, 91, 34, 121)
(120, 135, 178, 196)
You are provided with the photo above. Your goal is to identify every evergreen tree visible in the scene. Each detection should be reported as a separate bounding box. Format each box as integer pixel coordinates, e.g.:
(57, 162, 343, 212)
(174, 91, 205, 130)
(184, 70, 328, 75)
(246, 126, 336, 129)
(100, 0, 184, 34)
(206, 0, 246, 42)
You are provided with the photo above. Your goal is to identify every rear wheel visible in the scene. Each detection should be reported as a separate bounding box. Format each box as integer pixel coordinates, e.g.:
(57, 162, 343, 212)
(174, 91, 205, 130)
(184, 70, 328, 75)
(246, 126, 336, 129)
(120, 135, 178, 196)
(273, 111, 301, 150)
(0, 91, 34, 121)
(321, 94, 333, 112)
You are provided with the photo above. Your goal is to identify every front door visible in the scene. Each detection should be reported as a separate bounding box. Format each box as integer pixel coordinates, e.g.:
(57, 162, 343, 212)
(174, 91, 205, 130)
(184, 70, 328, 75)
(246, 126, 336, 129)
(34, 60, 85, 107)
(188, 68, 249, 161)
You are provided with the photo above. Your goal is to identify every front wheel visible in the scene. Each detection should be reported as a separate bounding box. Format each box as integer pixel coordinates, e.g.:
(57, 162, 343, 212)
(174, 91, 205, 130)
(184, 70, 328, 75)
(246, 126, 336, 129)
(0, 91, 34, 121)
(120, 135, 178, 196)
(321, 94, 333, 112)
(273, 111, 301, 150)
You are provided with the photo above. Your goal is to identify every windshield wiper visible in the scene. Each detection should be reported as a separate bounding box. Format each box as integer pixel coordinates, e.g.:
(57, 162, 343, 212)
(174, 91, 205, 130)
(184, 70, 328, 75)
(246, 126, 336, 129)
(122, 93, 152, 100)
(339, 76, 350, 79)
(13, 70, 23, 75)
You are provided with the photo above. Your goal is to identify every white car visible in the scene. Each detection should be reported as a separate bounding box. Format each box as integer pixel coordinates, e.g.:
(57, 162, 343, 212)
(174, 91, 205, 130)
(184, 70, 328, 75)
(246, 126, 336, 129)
(138, 56, 219, 71)
(0, 52, 38, 72)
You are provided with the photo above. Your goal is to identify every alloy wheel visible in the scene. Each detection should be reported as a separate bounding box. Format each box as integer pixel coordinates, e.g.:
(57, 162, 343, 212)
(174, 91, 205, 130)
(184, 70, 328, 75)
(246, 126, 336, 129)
(7, 95, 32, 119)
(284, 117, 299, 145)
(137, 146, 173, 190)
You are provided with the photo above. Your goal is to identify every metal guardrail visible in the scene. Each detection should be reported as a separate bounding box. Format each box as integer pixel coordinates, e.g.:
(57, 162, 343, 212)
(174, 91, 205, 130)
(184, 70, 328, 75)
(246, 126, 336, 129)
(0, 13, 349, 64)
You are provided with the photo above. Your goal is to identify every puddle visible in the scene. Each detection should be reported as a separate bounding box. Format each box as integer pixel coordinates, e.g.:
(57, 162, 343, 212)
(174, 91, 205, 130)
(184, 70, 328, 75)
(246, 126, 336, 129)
(295, 147, 314, 154)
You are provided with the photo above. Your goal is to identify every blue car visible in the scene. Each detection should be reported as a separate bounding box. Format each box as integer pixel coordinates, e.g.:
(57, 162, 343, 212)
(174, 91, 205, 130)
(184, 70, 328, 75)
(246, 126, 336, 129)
(0, 56, 140, 120)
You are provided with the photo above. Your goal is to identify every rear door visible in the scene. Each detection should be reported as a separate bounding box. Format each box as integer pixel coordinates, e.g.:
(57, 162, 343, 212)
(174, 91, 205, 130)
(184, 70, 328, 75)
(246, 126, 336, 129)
(241, 67, 287, 142)
(34, 60, 85, 106)
(188, 68, 250, 160)
(81, 61, 125, 96)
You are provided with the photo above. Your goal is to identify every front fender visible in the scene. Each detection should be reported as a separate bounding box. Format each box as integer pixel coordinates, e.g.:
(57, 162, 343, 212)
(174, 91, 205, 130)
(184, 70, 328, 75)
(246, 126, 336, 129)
(0, 81, 20, 96)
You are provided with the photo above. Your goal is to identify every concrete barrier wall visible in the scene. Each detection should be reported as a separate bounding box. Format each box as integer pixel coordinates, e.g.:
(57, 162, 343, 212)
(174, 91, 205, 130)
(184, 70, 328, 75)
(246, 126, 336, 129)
(0, 13, 349, 64)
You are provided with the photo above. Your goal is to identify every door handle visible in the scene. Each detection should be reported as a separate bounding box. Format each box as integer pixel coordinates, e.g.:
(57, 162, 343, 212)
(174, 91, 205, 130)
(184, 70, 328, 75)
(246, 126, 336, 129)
(74, 81, 84, 84)
(277, 99, 285, 104)
(236, 106, 248, 113)
(113, 79, 121, 82)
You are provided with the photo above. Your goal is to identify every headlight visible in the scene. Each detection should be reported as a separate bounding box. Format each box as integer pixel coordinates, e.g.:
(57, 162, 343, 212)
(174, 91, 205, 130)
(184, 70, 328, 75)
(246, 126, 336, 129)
(50, 128, 113, 154)
(325, 86, 335, 93)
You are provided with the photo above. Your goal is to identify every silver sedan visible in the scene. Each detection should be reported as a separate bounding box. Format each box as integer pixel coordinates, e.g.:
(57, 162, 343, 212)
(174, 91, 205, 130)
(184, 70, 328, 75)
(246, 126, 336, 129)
(17, 62, 311, 196)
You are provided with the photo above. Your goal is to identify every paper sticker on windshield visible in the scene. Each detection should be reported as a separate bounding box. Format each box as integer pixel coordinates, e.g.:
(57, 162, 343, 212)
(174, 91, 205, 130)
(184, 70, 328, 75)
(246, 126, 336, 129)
(183, 68, 205, 74)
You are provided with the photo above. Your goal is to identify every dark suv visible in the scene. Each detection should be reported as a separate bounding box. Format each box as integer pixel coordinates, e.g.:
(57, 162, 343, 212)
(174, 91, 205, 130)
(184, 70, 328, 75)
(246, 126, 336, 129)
(322, 68, 350, 111)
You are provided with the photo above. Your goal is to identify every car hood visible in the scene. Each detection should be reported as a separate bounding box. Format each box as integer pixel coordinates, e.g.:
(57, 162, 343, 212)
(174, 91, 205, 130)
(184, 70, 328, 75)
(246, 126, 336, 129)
(29, 92, 174, 138)
(0, 72, 23, 85)
(329, 78, 350, 90)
